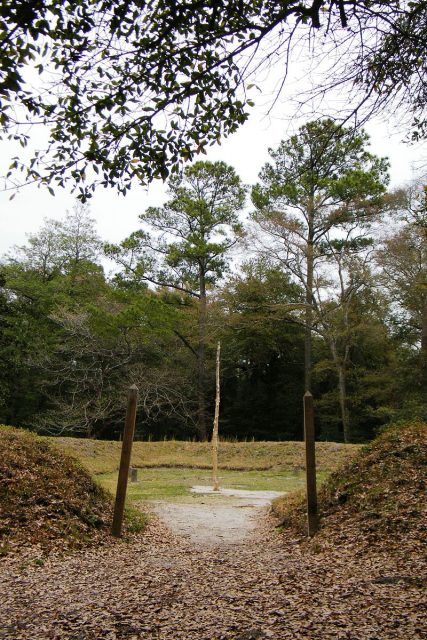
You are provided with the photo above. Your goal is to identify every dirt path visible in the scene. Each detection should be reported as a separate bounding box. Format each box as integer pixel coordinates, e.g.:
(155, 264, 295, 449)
(149, 502, 261, 545)
(1, 502, 425, 639)
(149, 488, 284, 545)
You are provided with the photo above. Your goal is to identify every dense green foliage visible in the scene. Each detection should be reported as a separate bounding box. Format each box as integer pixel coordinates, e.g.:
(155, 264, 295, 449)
(219, 262, 306, 440)
(105, 160, 246, 438)
(0, 125, 426, 442)
(251, 120, 390, 441)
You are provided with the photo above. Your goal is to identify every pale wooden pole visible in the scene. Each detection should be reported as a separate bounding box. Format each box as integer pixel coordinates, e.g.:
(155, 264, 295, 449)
(212, 341, 221, 491)
(304, 391, 318, 536)
(111, 384, 138, 538)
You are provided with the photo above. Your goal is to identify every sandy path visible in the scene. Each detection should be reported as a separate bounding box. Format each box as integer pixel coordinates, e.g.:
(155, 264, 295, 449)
(149, 488, 284, 545)
(149, 501, 261, 545)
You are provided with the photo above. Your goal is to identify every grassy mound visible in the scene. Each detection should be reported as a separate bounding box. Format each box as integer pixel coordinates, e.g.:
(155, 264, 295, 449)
(0, 426, 119, 555)
(274, 422, 427, 546)
(50, 436, 360, 474)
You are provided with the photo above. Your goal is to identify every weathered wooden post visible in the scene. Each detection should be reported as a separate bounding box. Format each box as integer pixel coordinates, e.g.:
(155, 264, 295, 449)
(304, 391, 318, 536)
(130, 467, 138, 482)
(111, 384, 138, 537)
(212, 341, 221, 491)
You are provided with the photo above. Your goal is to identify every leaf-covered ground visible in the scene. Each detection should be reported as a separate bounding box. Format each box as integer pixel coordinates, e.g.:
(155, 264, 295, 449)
(1, 423, 426, 639)
(274, 421, 427, 549)
(0, 426, 144, 555)
(1, 511, 425, 640)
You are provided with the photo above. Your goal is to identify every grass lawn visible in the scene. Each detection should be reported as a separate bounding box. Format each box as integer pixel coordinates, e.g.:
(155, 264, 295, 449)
(46, 436, 359, 505)
(93, 467, 329, 502)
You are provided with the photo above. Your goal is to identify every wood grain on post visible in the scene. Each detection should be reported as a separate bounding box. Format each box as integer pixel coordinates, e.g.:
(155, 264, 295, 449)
(111, 385, 138, 538)
(304, 391, 318, 536)
(212, 341, 220, 491)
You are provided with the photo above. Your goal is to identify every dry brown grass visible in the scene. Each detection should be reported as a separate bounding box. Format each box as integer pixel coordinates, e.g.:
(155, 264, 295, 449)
(49, 436, 361, 475)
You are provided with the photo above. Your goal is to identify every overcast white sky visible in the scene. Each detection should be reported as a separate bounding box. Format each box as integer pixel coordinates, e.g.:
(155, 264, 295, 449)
(1, 65, 425, 257)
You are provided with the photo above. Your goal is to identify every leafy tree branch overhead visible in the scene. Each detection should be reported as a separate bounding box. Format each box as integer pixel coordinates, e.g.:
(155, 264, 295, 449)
(1, 1, 426, 198)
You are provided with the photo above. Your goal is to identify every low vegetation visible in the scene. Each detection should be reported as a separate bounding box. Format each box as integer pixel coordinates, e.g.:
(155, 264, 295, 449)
(49, 437, 360, 502)
(11, 420, 423, 557)
(49, 436, 360, 475)
(97, 467, 328, 502)
(0, 426, 146, 556)
(273, 421, 427, 549)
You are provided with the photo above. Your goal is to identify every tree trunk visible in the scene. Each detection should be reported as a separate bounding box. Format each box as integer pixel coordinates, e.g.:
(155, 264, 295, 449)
(197, 271, 207, 440)
(304, 296, 312, 392)
(330, 340, 351, 443)
(212, 341, 220, 491)
(337, 364, 351, 444)
(305, 219, 314, 393)
(421, 290, 427, 369)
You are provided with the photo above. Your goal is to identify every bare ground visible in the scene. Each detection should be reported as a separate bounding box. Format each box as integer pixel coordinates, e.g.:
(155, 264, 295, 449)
(149, 488, 285, 545)
(149, 501, 261, 545)
(1, 497, 426, 640)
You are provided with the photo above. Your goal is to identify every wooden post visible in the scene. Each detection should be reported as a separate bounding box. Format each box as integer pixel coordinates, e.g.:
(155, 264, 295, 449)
(212, 341, 220, 491)
(304, 391, 318, 536)
(111, 385, 138, 537)
(130, 467, 138, 483)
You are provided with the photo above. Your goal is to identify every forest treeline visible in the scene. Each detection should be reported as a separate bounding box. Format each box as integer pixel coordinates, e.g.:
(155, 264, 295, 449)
(1, 121, 426, 443)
